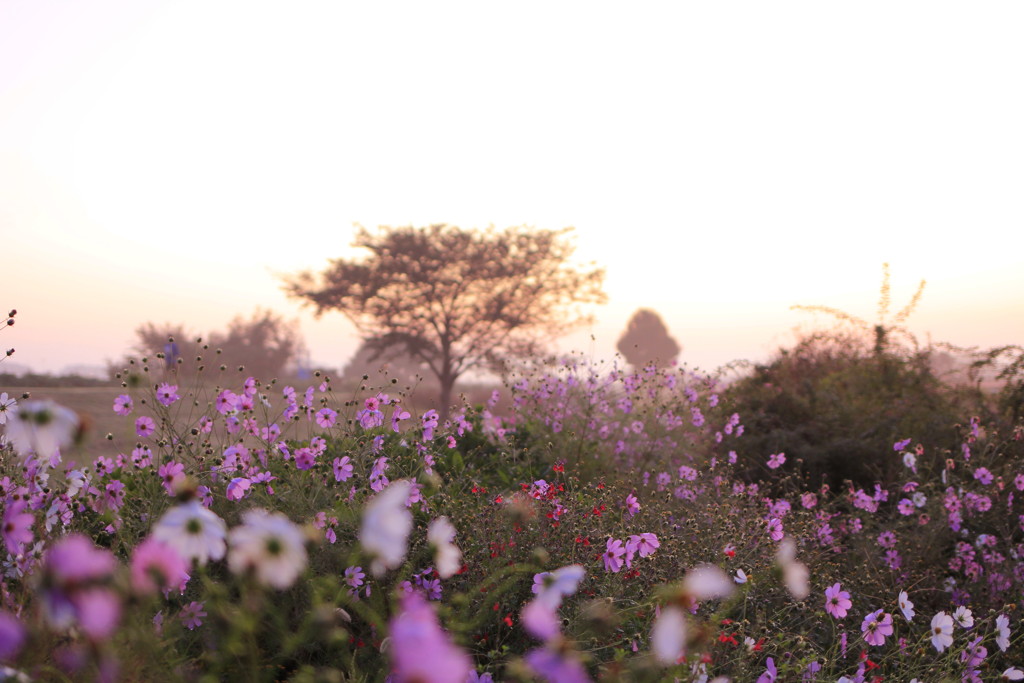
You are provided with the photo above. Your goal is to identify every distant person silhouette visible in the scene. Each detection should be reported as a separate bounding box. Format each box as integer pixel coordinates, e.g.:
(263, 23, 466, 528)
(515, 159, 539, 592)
(164, 341, 180, 374)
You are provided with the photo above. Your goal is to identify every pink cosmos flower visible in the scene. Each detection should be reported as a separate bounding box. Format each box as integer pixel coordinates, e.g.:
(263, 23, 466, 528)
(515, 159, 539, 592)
(158, 461, 186, 495)
(767, 452, 786, 469)
(974, 467, 993, 485)
(135, 416, 156, 438)
(180, 601, 206, 630)
(215, 390, 237, 415)
(625, 493, 640, 517)
(315, 408, 337, 428)
(344, 566, 365, 590)
(226, 477, 252, 501)
(112, 394, 133, 416)
(824, 582, 851, 619)
(861, 609, 893, 646)
(626, 533, 660, 558)
(602, 537, 626, 573)
(155, 383, 180, 406)
(130, 538, 189, 595)
(767, 517, 784, 541)
(391, 406, 411, 432)
(422, 409, 439, 440)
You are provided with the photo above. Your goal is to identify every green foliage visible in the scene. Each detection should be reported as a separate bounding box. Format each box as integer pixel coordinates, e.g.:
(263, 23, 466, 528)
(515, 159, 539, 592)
(724, 331, 975, 487)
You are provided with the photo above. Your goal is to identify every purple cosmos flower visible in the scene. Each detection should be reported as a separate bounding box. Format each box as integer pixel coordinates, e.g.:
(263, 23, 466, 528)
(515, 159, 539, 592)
(756, 657, 777, 683)
(524, 647, 590, 683)
(135, 415, 156, 438)
(180, 601, 206, 630)
(155, 383, 180, 406)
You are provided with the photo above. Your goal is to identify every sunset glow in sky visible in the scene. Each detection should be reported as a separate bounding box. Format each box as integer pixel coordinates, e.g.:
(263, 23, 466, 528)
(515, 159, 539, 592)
(3, 1, 1022, 376)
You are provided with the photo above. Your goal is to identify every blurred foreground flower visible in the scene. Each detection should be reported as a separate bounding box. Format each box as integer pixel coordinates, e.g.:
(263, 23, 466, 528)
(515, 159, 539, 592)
(776, 537, 809, 600)
(41, 534, 121, 641)
(152, 500, 227, 566)
(427, 516, 462, 579)
(228, 509, 308, 589)
(3, 399, 78, 459)
(130, 537, 189, 596)
(361, 480, 413, 577)
(388, 590, 471, 683)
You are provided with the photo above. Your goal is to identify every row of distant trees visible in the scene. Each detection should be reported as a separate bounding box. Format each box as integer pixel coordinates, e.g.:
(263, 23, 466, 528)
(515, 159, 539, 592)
(120, 225, 686, 410)
(116, 308, 306, 381)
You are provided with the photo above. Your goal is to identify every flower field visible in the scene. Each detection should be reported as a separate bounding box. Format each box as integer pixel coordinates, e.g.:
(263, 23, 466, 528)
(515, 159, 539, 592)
(1, 340, 1023, 682)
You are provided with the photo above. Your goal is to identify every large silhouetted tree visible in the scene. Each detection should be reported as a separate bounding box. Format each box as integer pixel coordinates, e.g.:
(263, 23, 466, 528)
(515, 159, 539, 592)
(283, 224, 606, 416)
(616, 308, 681, 368)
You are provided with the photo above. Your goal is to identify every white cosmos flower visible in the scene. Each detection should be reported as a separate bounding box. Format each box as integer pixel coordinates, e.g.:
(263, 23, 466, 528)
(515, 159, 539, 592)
(1003, 667, 1024, 681)
(0, 392, 17, 425)
(651, 605, 687, 665)
(898, 590, 915, 621)
(953, 605, 974, 628)
(360, 480, 413, 577)
(996, 614, 1010, 652)
(3, 400, 78, 459)
(931, 611, 954, 652)
(427, 516, 462, 579)
(153, 500, 227, 566)
(228, 509, 308, 589)
(734, 569, 748, 584)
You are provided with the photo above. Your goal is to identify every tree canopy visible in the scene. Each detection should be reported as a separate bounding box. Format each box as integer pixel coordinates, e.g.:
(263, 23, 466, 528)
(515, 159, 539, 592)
(283, 224, 606, 415)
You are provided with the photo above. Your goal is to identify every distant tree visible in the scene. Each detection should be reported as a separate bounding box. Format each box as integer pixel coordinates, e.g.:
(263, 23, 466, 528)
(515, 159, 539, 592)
(118, 310, 302, 380)
(283, 224, 606, 416)
(616, 308, 680, 368)
(208, 309, 303, 381)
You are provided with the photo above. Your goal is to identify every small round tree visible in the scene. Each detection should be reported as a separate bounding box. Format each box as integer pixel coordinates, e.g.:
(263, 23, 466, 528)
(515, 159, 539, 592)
(616, 308, 681, 368)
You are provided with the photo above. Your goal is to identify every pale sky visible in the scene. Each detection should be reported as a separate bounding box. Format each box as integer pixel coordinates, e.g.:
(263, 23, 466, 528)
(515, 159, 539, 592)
(2, 1, 1022, 377)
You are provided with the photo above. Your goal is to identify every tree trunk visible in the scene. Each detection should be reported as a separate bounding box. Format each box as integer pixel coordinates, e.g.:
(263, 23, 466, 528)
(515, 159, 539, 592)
(438, 371, 454, 422)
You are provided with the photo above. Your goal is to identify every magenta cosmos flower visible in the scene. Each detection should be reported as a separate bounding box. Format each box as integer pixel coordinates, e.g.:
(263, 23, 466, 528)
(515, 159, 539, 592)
(825, 582, 852, 619)
(861, 609, 893, 646)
